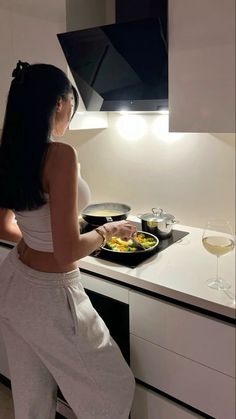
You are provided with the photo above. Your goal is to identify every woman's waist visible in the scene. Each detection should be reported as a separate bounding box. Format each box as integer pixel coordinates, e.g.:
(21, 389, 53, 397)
(17, 239, 78, 273)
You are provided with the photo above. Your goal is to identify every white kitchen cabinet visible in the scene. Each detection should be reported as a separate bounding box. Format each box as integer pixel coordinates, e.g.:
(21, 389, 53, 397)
(129, 291, 235, 376)
(169, 0, 235, 132)
(131, 384, 202, 419)
(131, 334, 235, 419)
(129, 290, 236, 419)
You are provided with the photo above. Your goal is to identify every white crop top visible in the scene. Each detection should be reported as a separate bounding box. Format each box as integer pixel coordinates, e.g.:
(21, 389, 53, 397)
(14, 175, 91, 252)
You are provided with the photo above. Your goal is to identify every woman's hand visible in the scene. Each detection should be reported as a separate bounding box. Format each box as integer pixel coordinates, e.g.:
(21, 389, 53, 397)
(102, 220, 137, 241)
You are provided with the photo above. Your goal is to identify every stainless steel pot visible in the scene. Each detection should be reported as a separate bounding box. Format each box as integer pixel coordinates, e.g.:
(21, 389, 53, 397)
(139, 208, 179, 239)
(81, 202, 131, 226)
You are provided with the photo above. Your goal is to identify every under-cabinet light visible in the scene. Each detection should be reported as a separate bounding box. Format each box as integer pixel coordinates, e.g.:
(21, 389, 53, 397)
(116, 115, 147, 140)
(151, 115, 184, 141)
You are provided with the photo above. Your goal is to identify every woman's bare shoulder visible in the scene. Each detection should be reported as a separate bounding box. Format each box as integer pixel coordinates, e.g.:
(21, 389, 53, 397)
(46, 142, 77, 170)
(50, 141, 77, 159)
(42, 142, 78, 192)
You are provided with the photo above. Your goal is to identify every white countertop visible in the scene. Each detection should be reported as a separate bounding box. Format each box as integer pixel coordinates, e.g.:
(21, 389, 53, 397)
(78, 224, 236, 319)
(0, 224, 235, 319)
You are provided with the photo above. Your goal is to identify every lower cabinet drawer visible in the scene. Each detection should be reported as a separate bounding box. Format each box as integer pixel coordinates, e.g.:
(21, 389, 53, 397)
(131, 384, 202, 419)
(131, 335, 236, 419)
(129, 291, 235, 377)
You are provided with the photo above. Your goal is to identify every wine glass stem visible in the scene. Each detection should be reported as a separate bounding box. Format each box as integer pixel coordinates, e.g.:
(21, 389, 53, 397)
(216, 255, 222, 285)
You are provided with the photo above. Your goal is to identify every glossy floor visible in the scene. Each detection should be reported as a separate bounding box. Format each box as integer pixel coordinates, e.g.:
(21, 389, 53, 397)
(0, 383, 14, 419)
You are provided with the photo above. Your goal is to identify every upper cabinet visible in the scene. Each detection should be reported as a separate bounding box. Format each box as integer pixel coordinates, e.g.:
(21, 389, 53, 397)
(168, 0, 235, 133)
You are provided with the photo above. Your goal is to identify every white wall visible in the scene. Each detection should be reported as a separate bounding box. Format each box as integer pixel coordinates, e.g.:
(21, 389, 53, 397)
(0, 0, 66, 127)
(64, 114, 235, 231)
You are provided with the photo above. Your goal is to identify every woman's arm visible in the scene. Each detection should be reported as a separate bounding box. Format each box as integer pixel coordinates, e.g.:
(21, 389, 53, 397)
(0, 209, 22, 243)
(47, 143, 135, 267)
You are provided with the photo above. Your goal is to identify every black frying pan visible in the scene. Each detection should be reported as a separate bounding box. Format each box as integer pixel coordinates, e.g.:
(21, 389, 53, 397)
(99, 231, 159, 265)
(81, 202, 131, 226)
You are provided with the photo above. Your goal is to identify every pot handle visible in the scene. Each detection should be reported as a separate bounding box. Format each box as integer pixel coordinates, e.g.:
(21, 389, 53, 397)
(152, 207, 163, 215)
(166, 219, 179, 226)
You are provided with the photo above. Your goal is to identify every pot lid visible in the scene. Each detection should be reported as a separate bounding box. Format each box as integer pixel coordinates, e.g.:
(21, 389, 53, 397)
(139, 208, 175, 222)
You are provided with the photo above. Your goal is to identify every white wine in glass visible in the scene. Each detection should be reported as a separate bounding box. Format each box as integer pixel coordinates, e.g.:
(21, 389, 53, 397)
(202, 220, 235, 290)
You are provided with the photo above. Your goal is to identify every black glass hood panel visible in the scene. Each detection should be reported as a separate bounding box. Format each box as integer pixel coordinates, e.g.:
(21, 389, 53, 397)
(57, 17, 168, 111)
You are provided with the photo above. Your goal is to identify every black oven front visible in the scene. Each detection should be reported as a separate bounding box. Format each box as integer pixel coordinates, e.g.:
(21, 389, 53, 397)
(57, 287, 130, 416)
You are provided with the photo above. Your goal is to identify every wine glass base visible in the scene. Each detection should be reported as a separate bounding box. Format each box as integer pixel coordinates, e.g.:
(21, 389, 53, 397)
(206, 277, 231, 290)
(223, 290, 236, 307)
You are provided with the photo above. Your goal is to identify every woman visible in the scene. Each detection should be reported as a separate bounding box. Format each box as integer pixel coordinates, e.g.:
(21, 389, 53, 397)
(0, 61, 136, 419)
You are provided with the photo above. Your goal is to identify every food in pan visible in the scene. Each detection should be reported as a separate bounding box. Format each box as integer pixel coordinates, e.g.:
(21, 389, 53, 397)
(86, 210, 122, 216)
(105, 233, 157, 252)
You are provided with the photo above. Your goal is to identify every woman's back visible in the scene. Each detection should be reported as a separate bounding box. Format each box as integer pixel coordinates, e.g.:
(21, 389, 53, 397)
(14, 142, 90, 253)
(16, 142, 90, 273)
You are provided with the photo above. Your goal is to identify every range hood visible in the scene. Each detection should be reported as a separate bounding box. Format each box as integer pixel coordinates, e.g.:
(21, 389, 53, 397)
(57, 9, 168, 112)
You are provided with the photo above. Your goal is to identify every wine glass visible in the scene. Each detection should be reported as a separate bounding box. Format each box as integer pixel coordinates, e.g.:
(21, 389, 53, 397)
(223, 289, 236, 308)
(202, 219, 235, 290)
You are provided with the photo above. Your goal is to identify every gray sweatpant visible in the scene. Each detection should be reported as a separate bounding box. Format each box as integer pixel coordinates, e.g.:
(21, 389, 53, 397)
(0, 247, 135, 419)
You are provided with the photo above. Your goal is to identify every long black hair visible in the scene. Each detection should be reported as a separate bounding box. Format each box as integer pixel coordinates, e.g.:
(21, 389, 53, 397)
(0, 61, 78, 211)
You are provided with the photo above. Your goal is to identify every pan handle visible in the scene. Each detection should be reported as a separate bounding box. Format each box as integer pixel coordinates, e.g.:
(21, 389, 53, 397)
(106, 216, 113, 222)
